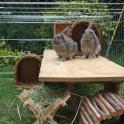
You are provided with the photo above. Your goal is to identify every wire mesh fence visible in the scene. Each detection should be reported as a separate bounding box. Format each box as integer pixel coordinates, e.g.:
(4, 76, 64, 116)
(0, 1, 124, 80)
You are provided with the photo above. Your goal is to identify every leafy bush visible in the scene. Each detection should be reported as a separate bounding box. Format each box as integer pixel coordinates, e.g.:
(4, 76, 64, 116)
(35, 24, 53, 49)
(0, 39, 22, 65)
(44, 0, 115, 44)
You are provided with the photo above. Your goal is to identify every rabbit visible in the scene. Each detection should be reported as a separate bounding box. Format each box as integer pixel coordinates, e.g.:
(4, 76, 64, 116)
(80, 23, 101, 59)
(52, 32, 77, 61)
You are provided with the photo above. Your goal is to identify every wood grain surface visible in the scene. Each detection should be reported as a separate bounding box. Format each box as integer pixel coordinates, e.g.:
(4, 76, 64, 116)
(39, 49, 124, 83)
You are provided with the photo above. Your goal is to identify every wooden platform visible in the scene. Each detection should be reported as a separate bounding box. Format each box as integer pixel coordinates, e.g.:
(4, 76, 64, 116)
(39, 49, 124, 83)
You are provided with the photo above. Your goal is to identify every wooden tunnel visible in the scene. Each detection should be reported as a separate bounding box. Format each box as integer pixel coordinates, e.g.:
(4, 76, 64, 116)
(54, 20, 103, 54)
(14, 54, 42, 88)
(80, 92, 124, 124)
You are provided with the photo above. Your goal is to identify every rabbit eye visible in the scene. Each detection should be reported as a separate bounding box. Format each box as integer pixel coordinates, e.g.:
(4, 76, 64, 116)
(57, 36, 60, 39)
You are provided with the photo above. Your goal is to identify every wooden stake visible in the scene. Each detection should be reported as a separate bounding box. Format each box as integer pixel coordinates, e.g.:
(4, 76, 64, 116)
(97, 94, 117, 117)
(85, 97, 102, 121)
(91, 97, 106, 120)
(102, 93, 123, 115)
(80, 105, 94, 124)
(93, 96, 112, 119)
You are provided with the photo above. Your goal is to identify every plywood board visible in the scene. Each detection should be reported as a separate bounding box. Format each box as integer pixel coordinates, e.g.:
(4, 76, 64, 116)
(39, 49, 124, 83)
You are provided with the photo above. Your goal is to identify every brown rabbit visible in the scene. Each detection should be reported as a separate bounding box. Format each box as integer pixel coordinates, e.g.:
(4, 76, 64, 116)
(52, 32, 77, 61)
(80, 23, 101, 59)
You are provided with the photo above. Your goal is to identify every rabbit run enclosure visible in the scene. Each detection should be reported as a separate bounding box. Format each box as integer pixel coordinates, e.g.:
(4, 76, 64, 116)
(0, 1, 124, 78)
(0, 1, 124, 124)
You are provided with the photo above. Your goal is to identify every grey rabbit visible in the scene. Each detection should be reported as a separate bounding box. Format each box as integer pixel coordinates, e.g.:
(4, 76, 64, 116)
(80, 23, 101, 59)
(52, 31, 77, 61)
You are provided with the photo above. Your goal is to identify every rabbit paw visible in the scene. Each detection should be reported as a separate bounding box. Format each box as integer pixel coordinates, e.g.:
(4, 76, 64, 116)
(81, 55, 86, 59)
(88, 55, 96, 59)
(60, 58, 67, 61)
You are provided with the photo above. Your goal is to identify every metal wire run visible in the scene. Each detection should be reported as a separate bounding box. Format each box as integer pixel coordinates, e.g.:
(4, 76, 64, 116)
(0, 2, 123, 5)
(0, 1, 123, 77)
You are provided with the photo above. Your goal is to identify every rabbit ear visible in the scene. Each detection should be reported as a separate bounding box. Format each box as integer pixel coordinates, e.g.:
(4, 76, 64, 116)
(61, 33, 65, 41)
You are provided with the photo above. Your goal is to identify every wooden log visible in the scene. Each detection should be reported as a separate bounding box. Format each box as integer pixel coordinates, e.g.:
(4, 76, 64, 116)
(46, 116, 58, 124)
(102, 93, 123, 115)
(85, 97, 102, 121)
(97, 94, 117, 117)
(112, 93, 124, 105)
(34, 119, 40, 124)
(43, 98, 65, 119)
(107, 92, 124, 111)
(24, 98, 41, 119)
(18, 90, 29, 103)
(80, 111, 89, 124)
(18, 90, 41, 119)
(63, 91, 71, 104)
(80, 105, 94, 124)
(79, 118, 82, 124)
(82, 99, 100, 124)
(108, 92, 124, 109)
(93, 96, 112, 119)
(91, 97, 106, 120)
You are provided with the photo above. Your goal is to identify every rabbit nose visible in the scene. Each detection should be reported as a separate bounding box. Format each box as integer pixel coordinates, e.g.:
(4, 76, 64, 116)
(57, 36, 60, 39)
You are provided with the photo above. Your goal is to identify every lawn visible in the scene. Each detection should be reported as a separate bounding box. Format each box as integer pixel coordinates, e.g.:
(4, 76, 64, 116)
(0, 78, 34, 124)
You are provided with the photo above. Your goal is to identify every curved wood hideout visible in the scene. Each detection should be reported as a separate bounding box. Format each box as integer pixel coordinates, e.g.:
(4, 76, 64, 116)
(15, 54, 42, 88)
(39, 49, 124, 83)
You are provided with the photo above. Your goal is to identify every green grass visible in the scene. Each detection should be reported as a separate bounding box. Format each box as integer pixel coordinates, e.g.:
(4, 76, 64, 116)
(0, 78, 35, 124)
(0, 65, 13, 78)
